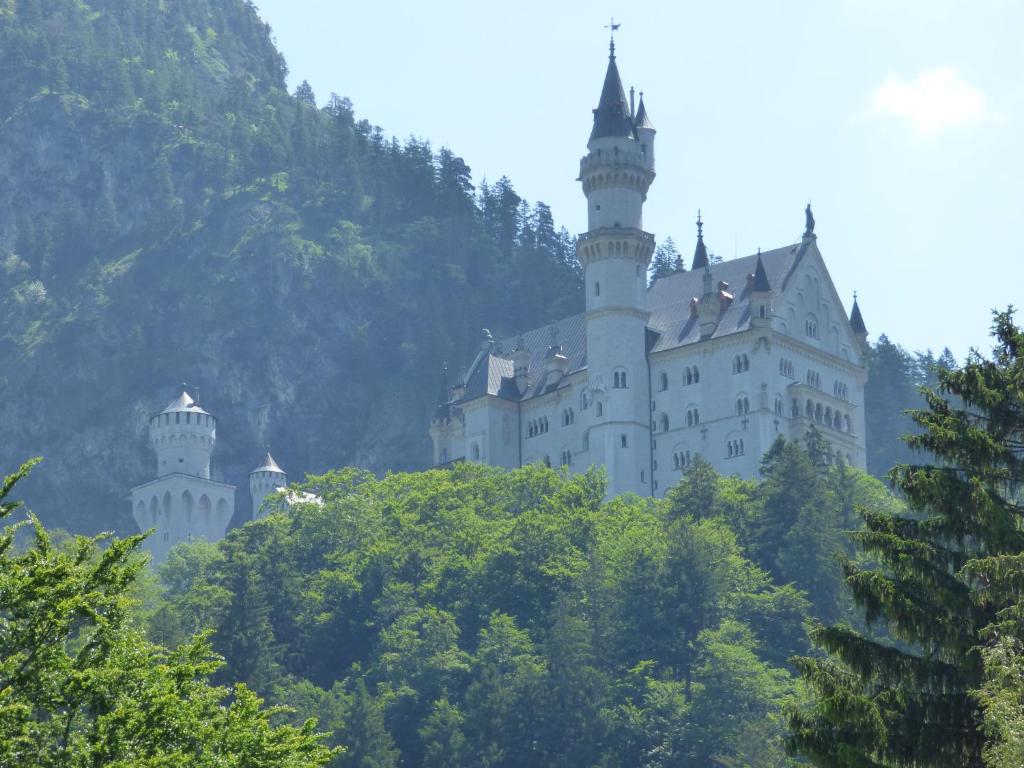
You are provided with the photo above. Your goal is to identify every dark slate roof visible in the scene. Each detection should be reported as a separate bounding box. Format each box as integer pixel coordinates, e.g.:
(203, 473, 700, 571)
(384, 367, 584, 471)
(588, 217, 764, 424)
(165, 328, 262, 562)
(752, 253, 771, 292)
(452, 240, 820, 405)
(458, 315, 586, 403)
(850, 298, 868, 334)
(635, 96, 654, 129)
(646, 241, 811, 354)
(590, 52, 635, 141)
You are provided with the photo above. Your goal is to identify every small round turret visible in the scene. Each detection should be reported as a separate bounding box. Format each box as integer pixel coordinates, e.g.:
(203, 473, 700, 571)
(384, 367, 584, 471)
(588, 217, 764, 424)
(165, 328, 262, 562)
(149, 387, 216, 479)
(250, 451, 287, 519)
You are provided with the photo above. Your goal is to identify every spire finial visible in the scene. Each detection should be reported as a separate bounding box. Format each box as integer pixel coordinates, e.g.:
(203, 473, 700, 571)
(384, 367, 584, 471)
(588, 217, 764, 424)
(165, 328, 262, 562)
(696, 210, 703, 239)
(853, 290, 858, 302)
(605, 17, 621, 56)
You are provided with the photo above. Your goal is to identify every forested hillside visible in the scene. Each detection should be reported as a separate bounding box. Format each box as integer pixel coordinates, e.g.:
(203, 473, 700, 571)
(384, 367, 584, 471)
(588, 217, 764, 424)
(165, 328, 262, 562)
(0, 0, 581, 534)
(147, 441, 899, 767)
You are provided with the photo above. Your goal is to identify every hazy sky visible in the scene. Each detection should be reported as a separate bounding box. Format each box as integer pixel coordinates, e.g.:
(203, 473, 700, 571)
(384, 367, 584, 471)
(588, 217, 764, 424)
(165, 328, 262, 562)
(253, 0, 1022, 360)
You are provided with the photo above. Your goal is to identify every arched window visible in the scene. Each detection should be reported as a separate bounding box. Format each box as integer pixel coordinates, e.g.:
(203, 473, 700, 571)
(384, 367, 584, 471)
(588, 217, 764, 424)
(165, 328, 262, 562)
(660, 414, 669, 432)
(620, 434, 628, 448)
(844, 414, 851, 433)
(543, 455, 551, 468)
(659, 372, 668, 391)
(471, 443, 481, 461)
(685, 367, 693, 385)
(613, 368, 628, 389)
(596, 402, 603, 417)
(693, 367, 700, 383)
(149, 496, 159, 526)
(595, 281, 601, 296)
(582, 431, 590, 451)
(774, 396, 783, 415)
(815, 403, 823, 423)
(162, 491, 172, 520)
(182, 490, 194, 523)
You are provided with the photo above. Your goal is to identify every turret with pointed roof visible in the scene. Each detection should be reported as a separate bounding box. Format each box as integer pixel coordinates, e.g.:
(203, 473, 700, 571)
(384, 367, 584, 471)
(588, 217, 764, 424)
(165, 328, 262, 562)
(692, 212, 709, 270)
(250, 449, 287, 520)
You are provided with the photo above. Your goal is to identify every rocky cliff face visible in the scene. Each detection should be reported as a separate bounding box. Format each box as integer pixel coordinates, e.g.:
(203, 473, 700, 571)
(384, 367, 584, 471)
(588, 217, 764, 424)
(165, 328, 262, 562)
(0, 0, 582, 533)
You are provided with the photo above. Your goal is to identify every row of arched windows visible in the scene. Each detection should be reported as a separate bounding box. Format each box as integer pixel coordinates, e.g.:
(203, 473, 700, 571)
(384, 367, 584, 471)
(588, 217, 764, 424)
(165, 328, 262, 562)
(805, 318, 819, 339)
(560, 450, 573, 467)
(732, 354, 750, 374)
(673, 450, 694, 470)
(802, 399, 853, 433)
(779, 358, 795, 378)
(562, 408, 575, 426)
(727, 438, 745, 458)
(806, 369, 822, 390)
(685, 408, 701, 427)
(833, 381, 849, 400)
(528, 417, 549, 437)
(138, 491, 226, 527)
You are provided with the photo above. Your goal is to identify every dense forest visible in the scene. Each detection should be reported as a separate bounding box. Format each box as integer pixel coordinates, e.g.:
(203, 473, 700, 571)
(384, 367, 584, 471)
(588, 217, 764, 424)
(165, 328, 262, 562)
(0, 0, 952, 538)
(5, 311, 1020, 766)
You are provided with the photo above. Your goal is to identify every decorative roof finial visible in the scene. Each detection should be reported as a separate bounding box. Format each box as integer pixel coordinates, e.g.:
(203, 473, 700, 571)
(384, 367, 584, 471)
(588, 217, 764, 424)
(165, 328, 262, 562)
(605, 17, 621, 56)
(692, 211, 709, 270)
(804, 202, 815, 235)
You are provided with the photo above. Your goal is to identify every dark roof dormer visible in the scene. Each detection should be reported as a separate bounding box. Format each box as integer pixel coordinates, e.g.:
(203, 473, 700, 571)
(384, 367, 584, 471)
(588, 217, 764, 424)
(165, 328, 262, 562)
(752, 253, 771, 292)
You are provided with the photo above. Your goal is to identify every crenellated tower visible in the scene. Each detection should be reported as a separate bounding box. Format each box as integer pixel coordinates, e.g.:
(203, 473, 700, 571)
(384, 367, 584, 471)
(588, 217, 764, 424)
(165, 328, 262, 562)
(577, 40, 657, 496)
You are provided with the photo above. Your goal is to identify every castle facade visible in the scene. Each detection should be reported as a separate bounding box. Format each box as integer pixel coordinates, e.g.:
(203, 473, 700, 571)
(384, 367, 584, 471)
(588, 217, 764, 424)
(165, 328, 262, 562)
(430, 42, 869, 497)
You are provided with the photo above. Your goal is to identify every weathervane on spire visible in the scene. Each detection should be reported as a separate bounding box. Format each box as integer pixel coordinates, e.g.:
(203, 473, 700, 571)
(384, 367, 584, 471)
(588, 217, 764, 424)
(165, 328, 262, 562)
(605, 17, 621, 54)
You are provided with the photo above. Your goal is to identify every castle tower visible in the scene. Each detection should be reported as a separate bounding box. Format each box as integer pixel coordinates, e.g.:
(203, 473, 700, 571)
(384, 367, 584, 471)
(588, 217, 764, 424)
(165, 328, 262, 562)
(250, 451, 287, 519)
(149, 388, 216, 478)
(130, 387, 235, 564)
(576, 39, 657, 496)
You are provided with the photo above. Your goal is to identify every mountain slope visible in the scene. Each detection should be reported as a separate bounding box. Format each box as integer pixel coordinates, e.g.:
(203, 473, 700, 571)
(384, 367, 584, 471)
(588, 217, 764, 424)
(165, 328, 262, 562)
(0, 0, 582, 533)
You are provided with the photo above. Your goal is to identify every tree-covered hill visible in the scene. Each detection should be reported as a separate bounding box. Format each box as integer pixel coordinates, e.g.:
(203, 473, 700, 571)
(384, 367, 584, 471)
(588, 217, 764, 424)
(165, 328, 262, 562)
(0, 0, 581, 534)
(148, 447, 899, 767)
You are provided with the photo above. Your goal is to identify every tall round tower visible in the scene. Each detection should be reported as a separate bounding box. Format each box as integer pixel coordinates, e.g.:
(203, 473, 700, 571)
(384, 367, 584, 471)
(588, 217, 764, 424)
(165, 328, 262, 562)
(249, 451, 287, 519)
(149, 387, 217, 479)
(577, 39, 657, 496)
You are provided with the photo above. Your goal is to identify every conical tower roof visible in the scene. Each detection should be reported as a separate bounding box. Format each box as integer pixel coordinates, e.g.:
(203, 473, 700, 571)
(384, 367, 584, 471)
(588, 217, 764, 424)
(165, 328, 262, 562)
(590, 43, 634, 141)
(635, 93, 654, 130)
(251, 451, 285, 476)
(692, 212, 709, 270)
(850, 297, 868, 335)
(160, 388, 210, 416)
(752, 252, 771, 292)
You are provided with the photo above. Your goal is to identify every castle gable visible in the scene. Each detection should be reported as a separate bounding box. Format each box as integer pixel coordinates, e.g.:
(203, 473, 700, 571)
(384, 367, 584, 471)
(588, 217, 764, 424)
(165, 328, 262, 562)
(646, 242, 803, 353)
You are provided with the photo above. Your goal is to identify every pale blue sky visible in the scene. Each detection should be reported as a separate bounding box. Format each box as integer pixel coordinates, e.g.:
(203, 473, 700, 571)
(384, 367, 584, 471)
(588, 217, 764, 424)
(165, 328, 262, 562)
(254, 0, 1023, 359)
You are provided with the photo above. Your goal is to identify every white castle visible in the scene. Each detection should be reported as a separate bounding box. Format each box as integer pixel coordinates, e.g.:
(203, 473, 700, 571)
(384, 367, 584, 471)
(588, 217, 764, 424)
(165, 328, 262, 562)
(130, 387, 288, 563)
(430, 41, 869, 497)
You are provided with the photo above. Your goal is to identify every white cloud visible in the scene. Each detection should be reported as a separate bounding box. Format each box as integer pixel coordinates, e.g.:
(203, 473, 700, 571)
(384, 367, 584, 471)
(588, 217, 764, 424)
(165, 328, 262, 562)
(868, 67, 993, 136)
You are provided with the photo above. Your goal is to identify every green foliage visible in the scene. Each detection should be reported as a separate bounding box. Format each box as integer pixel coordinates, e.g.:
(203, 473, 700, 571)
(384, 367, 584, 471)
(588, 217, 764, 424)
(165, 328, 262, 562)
(0, 459, 336, 767)
(789, 310, 1024, 766)
(150, 457, 899, 766)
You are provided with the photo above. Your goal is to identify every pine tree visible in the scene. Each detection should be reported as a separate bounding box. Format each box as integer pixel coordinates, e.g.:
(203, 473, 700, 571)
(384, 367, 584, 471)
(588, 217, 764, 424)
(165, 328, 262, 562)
(649, 236, 680, 282)
(789, 310, 1024, 766)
